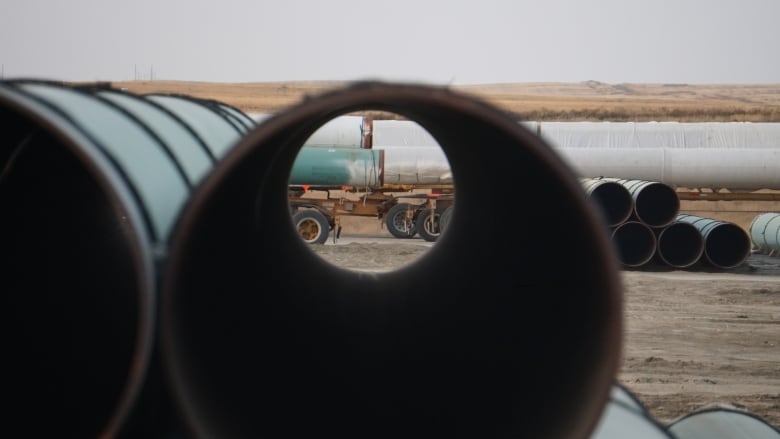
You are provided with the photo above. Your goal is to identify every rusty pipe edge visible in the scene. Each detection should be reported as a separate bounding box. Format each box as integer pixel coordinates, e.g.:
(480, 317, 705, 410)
(0, 83, 156, 438)
(161, 81, 625, 439)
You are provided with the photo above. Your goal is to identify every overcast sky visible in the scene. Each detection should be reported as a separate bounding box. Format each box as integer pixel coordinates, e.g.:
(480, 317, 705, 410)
(2, 0, 779, 85)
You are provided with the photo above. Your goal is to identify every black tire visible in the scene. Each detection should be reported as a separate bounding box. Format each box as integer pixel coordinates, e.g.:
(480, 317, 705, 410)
(385, 203, 417, 239)
(292, 209, 330, 244)
(415, 208, 442, 242)
(439, 206, 454, 235)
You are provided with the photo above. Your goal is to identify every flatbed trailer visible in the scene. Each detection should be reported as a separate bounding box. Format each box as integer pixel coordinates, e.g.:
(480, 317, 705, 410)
(289, 184, 455, 244)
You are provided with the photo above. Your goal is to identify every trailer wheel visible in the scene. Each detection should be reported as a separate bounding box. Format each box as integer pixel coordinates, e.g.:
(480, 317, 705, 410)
(385, 203, 417, 239)
(293, 210, 330, 244)
(415, 208, 442, 242)
(439, 206, 454, 235)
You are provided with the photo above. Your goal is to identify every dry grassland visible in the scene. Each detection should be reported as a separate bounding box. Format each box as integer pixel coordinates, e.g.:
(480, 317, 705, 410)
(111, 80, 780, 122)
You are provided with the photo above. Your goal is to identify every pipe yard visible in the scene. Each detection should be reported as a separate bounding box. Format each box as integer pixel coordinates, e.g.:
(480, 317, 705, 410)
(2, 79, 779, 437)
(281, 112, 780, 271)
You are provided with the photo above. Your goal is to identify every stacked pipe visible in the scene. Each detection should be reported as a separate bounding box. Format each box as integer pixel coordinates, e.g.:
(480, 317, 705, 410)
(2, 80, 625, 438)
(581, 178, 679, 268)
(581, 178, 751, 270)
(676, 213, 753, 270)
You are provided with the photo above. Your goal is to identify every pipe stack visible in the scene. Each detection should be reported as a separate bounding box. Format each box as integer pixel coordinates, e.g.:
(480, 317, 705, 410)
(580, 178, 674, 268)
(3, 80, 625, 439)
(676, 214, 753, 270)
(581, 178, 750, 270)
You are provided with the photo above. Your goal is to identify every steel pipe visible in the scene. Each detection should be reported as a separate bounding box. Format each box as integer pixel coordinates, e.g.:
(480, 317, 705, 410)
(591, 387, 673, 439)
(667, 407, 780, 439)
(581, 177, 635, 227)
(611, 221, 658, 268)
(0, 79, 249, 438)
(676, 214, 752, 270)
(601, 178, 680, 228)
(289, 146, 383, 186)
(654, 221, 705, 269)
(749, 212, 780, 256)
(160, 81, 624, 439)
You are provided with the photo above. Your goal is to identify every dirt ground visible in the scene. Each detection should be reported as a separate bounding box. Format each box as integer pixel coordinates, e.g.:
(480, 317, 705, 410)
(309, 237, 780, 430)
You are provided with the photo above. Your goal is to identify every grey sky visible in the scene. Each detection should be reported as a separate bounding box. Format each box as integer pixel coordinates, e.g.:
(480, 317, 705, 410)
(2, 0, 778, 85)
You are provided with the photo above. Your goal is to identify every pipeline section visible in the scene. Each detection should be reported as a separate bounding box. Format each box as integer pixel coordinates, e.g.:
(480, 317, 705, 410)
(0, 79, 251, 438)
(160, 81, 624, 439)
(591, 385, 673, 439)
(750, 212, 780, 256)
(580, 178, 750, 271)
(610, 221, 658, 268)
(654, 221, 705, 269)
(668, 407, 780, 439)
(676, 214, 752, 269)
(3, 79, 773, 437)
(580, 177, 634, 228)
(599, 178, 680, 228)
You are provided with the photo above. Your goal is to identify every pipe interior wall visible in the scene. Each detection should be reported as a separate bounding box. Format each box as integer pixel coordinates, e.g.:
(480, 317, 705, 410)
(160, 81, 624, 439)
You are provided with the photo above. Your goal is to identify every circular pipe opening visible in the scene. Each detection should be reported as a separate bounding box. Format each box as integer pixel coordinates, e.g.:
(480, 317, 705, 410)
(611, 221, 657, 267)
(632, 182, 680, 228)
(703, 223, 752, 269)
(584, 180, 634, 227)
(161, 82, 623, 439)
(656, 222, 705, 268)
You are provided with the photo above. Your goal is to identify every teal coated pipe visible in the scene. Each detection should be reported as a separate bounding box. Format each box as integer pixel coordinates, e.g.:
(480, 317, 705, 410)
(0, 79, 250, 438)
(676, 214, 751, 269)
(749, 212, 780, 256)
(289, 146, 382, 187)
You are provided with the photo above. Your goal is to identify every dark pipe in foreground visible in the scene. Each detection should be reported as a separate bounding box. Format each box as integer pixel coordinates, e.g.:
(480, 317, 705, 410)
(161, 81, 624, 439)
(0, 79, 249, 438)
